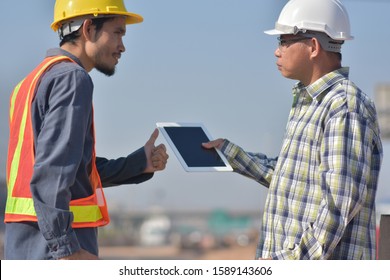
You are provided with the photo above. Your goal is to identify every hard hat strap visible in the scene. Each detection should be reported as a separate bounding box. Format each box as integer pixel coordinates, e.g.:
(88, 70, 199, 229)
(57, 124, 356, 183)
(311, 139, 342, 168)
(300, 32, 344, 53)
(58, 18, 86, 39)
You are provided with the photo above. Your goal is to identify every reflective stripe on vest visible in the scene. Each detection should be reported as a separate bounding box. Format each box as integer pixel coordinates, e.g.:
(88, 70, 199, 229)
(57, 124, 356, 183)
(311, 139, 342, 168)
(5, 56, 110, 228)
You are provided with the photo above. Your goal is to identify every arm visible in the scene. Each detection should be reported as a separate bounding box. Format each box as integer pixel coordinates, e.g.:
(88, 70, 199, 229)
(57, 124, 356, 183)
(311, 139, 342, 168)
(273, 112, 376, 259)
(96, 149, 153, 187)
(203, 139, 277, 187)
(97, 129, 168, 187)
(30, 68, 93, 259)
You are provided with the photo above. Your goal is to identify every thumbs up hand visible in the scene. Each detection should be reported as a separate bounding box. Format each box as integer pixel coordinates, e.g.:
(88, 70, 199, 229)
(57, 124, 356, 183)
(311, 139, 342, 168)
(144, 129, 169, 173)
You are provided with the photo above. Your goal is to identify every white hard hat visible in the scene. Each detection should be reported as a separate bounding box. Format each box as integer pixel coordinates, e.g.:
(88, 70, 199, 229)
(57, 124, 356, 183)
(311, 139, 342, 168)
(265, 0, 353, 41)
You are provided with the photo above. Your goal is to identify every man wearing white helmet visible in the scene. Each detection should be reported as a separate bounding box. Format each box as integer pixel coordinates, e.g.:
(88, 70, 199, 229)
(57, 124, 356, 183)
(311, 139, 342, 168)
(4, 0, 168, 259)
(204, 0, 383, 259)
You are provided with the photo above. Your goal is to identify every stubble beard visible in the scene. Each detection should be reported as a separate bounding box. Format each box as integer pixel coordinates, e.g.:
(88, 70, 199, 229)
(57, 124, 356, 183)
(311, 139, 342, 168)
(94, 51, 116, 76)
(95, 62, 116, 77)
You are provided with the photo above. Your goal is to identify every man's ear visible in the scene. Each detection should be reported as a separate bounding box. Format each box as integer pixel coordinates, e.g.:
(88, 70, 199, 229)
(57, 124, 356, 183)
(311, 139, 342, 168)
(309, 37, 321, 58)
(81, 19, 94, 41)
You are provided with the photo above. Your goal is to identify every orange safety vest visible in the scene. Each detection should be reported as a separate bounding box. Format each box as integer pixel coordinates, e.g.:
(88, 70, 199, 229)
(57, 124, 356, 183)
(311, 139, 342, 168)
(5, 55, 110, 228)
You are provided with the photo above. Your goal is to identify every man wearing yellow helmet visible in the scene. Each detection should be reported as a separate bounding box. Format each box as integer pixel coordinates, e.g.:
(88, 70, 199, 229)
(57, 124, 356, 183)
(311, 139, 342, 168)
(4, 0, 168, 259)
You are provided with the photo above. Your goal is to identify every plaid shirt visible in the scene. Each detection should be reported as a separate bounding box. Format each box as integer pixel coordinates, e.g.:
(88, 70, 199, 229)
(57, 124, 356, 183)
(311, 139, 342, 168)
(221, 67, 383, 259)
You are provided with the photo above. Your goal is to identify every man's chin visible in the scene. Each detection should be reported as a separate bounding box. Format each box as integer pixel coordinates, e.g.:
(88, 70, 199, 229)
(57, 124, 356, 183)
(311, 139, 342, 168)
(96, 65, 116, 77)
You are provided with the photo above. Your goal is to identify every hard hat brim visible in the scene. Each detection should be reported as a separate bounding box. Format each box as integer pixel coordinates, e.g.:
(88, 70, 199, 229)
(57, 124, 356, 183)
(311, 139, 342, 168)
(51, 11, 143, 32)
(264, 29, 285, 36)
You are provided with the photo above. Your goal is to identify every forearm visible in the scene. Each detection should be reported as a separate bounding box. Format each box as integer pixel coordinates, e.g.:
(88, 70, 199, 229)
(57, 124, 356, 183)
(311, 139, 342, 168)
(97, 147, 153, 188)
(221, 140, 277, 187)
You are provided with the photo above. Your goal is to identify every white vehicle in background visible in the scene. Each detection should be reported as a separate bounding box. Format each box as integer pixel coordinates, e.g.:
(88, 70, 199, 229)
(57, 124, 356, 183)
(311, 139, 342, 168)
(139, 213, 171, 246)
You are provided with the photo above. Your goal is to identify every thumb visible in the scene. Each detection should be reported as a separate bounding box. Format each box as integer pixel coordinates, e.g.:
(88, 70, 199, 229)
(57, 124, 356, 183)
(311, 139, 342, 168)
(146, 128, 159, 146)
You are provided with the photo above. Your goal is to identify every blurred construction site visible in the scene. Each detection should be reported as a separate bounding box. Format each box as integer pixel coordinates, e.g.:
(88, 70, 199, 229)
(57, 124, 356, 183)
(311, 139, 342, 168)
(0, 203, 260, 260)
(97, 207, 261, 260)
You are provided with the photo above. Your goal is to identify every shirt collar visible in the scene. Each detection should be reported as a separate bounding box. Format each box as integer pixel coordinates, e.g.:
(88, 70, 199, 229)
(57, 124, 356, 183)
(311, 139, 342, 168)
(292, 67, 350, 102)
(46, 48, 84, 69)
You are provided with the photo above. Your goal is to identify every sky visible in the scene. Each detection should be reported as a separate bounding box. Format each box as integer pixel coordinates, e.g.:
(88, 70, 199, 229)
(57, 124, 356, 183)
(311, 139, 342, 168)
(1, 0, 390, 214)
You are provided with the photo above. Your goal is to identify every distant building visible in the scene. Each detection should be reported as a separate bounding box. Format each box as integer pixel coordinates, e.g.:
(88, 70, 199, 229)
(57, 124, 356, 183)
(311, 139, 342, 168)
(375, 84, 390, 140)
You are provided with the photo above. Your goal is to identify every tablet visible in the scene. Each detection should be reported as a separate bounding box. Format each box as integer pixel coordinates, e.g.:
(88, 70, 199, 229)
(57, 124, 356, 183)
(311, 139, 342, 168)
(156, 122, 233, 172)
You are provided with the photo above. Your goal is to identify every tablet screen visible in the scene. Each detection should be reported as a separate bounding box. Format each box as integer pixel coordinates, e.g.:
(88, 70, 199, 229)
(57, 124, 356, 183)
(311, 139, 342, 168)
(157, 123, 233, 172)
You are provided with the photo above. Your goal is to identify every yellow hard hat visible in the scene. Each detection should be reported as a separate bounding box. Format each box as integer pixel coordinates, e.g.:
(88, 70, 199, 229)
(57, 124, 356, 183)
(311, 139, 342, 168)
(51, 0, 143, 32)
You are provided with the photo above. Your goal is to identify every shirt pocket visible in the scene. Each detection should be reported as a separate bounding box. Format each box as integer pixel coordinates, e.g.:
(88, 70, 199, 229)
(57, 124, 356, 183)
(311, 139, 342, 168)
(277, 125, 322, 182)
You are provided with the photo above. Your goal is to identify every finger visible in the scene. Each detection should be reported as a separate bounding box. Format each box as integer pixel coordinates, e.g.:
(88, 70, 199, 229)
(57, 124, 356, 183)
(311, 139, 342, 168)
(151, 151, 169, 164)
(201, 142, 213, 149)
(153, 145, 169, 160)
(146, 128, 159, 146)
(152, 149, 169, 161)
(202, 138, 224, 149)
(152, 157, 167, 170)
(154, 143, 167, 152)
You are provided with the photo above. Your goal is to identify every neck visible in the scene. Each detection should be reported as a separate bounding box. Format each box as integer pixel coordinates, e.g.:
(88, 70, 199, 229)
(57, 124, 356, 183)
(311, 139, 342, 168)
(303, 53, 341, 86)
(61, 43, 94, 72)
